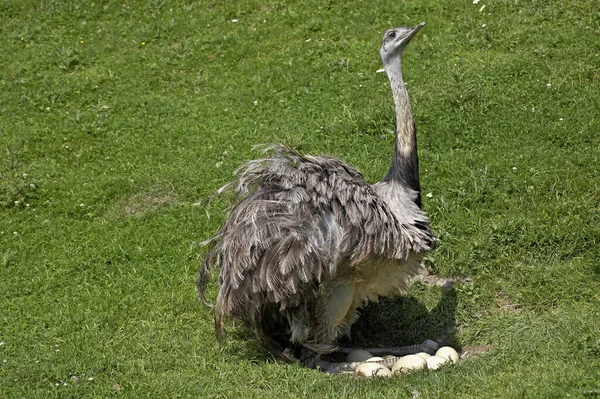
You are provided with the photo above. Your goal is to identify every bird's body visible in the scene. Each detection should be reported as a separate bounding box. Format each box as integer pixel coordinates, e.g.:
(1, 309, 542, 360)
(198, 23, 435, 367)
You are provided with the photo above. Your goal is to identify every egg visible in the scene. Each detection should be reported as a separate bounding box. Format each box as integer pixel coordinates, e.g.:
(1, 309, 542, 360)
(346, 349, 373, 363)
(435, 347, 460, 363)
(355, 362, 391, 378)
(426, 355, 449, 370)
(415, 352, 431, 359)
(391, 355, 427, 375)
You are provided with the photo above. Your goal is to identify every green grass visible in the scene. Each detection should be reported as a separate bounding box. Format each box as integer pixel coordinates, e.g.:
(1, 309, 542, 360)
(1, 0, 600, 397)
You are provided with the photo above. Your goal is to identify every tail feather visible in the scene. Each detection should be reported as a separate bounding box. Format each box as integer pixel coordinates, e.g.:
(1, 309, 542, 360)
(196, 255, 214, 307)
(198, 145, 436, 351)
(214, 289, 227, 340)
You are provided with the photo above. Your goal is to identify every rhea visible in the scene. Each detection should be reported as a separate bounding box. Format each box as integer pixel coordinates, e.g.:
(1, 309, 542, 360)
(198, 22, 436, 372)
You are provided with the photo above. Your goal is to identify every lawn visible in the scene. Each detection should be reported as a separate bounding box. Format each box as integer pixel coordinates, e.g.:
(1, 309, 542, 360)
(1, 0, 599, 397)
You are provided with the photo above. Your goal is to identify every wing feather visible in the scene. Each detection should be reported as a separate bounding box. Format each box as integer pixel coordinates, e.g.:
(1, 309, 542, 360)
(198, 145, 435, 342)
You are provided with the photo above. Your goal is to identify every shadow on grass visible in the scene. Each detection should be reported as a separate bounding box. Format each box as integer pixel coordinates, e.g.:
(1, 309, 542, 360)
(214, 287, 458, 364)
(343, 287, 459, 356)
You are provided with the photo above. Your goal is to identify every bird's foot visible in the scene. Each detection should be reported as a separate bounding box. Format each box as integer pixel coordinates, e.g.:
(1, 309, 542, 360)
(339, 339, 439, 356)
(309, 360, 359, 374)
(282, 348, 360, 374)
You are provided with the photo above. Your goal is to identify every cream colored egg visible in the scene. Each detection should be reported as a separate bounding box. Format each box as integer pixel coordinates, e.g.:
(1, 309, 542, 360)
(415, 352, 431, 359)
(391, 355, 427, 375)
(435, 347, 459, 363)
(426, 355, 449, 370)
(366, 356, 385, 362)
(346, 349, 373, 363)
(355, 362, 391, 378)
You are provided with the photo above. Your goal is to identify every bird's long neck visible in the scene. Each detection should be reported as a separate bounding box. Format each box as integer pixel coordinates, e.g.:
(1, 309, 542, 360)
(383, 58, 421, 207)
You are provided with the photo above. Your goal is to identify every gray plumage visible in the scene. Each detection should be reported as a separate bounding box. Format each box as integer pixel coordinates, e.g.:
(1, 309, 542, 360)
(198, 23, 435, 360)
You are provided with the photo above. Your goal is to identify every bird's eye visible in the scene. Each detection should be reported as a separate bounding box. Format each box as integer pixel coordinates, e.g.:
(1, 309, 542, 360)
(388, 31, 396, 39)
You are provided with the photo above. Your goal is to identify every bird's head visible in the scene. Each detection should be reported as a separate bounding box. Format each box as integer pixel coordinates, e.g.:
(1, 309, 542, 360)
(379, 22, 425, 63)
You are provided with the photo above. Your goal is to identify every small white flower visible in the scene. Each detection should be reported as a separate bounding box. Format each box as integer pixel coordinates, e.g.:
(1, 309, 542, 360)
(426, 192, 433, 198)
(26, 203, 30, 207)
(13, 232, 18, 236)
(376, 68, 385, 73)
(80, 203, 85, 208)
(22, 173, 28, 178)
(231, 19, 238, 23)
(253, 100, 258, 105)
(546, 83, 552, 88)
(473, 0, 480, 3)
(479, 5, 485, 11)
(482, 24, 486, 28)
(512, 167, 517, 171)
(305, 38, 311, 42)
(0, 342, 4, 346)
(14, 201, 19, 205)
(88, 377, 94, 381)
(559, 117, 563, 121)
(215, 161, 223, 168)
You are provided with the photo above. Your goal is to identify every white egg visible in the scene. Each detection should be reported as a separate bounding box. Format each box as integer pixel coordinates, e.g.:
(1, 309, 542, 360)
(435, 347, 460, 363)
(426, 355, 449, 370)
(366, 356, 385, 362)
(355, 362, 391, 378)
(391, 355, 427, 375)
(346, 349, 373, 363)
(415, 352, 431, 359)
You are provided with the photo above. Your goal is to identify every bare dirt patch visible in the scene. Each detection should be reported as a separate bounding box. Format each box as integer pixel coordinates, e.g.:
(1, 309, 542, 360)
(494, 291, 521, 313)
(111, 182, 177, 218)
(411, 267, 473, 289)
(460, 345, 492, 359)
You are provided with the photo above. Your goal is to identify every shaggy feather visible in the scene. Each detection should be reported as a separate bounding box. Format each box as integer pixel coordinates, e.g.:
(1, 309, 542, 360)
(197, 23, 435, 358)
(198, 146, 435, 352)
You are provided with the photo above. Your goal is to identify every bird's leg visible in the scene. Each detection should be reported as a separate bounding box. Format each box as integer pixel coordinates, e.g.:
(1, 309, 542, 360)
(309, 355, 408, 374)
(278, 345, 358, 374)
(309, 359, 361, 374)
(339, 339, 440, 356)
(301, 340, 439, 374)
(302, 339, 439, 374)
(278, 341, 438, 374)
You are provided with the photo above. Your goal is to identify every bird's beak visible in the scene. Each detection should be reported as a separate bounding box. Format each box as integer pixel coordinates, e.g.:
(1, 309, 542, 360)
(394, 22, 425, 48)
(406, 22, 425, 40)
